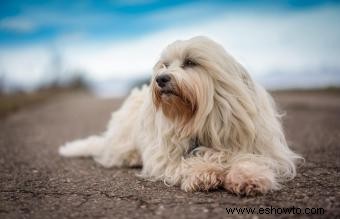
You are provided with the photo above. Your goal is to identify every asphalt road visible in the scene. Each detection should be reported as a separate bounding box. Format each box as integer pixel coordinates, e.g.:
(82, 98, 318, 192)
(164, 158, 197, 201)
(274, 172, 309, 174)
(0, 91, 339, 219)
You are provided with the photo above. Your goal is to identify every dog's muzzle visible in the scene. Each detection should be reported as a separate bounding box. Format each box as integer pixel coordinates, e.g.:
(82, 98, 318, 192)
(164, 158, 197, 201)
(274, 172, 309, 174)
(155, 74, 177, 96)
(156, 74, 171, 88)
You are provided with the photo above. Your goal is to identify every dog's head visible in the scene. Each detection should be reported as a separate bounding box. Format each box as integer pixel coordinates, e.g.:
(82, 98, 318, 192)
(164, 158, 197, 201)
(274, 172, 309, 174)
(152, 36, 256, 140)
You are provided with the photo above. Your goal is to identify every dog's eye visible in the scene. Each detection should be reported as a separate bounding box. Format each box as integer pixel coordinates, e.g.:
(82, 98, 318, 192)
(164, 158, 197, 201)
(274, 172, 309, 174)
(183, 59, 197, 68)
(163, 63, 169, 68)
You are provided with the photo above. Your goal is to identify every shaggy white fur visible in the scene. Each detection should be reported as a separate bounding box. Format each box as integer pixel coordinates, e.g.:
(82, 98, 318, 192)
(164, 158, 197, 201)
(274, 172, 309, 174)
(59, 36, 302, 196)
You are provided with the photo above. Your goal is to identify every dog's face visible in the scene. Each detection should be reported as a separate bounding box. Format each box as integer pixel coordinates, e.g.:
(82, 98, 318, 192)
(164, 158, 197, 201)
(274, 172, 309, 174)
(152, 36, 256, 145)
(152, 36, 229, 127)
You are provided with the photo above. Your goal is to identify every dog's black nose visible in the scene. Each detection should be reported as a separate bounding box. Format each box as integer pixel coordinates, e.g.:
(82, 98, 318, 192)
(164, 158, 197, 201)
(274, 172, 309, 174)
(156, 74, 171, 88)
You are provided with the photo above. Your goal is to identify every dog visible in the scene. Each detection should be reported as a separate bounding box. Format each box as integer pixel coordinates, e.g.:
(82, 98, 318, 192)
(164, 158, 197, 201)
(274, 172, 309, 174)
(59, 36, 301, 196)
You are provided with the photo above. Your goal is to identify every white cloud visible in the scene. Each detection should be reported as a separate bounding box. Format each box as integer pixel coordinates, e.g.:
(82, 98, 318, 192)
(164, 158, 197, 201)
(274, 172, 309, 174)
(1, 5, 340, 92)
(61, 5, 340, 78)
(0, 8, 121, 35)
(0, 16, 37, 33)
(0, 45, 51, 90)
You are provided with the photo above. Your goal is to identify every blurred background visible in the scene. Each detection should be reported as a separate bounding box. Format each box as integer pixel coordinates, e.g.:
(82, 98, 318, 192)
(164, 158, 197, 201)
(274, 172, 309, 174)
(0, 0, 340, 110)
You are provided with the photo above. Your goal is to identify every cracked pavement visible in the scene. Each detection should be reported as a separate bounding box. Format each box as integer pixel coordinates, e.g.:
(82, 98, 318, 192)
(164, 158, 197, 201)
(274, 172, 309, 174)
(0, 91, 339, 218)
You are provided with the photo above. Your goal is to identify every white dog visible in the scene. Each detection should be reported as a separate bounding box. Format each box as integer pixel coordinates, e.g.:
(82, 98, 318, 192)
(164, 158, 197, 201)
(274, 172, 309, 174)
(59, 36, 301, 196)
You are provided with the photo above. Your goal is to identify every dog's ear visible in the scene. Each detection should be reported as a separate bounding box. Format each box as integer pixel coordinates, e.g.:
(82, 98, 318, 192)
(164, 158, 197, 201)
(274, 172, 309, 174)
(200, 84, 257, 152)
(198, 59, 258, 151)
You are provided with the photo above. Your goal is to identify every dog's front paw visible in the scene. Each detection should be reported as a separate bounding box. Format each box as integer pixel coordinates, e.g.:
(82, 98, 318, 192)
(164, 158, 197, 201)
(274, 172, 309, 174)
(224, 175, 268, 196)
(181, 165, 224, 192)
(223, 162, 277, 196)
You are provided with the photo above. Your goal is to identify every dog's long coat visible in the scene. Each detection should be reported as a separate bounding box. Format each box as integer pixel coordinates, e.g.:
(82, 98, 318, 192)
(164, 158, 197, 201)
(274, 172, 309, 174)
(60, 36, 301, 196)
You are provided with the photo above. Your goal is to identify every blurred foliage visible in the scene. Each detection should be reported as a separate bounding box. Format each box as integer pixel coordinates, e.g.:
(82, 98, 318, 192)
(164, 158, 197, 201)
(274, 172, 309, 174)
(0, 75, 89, 118)
(271, 86, 340, 95)
(128, 77, 151, 91)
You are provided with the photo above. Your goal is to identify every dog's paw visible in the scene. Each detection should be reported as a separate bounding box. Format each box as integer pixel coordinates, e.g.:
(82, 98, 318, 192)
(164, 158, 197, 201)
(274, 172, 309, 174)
(222, 162, 277, 196)
(181, 165, 224, 192)
(223, 175, 268, 196)
(121, 149, 143, 167)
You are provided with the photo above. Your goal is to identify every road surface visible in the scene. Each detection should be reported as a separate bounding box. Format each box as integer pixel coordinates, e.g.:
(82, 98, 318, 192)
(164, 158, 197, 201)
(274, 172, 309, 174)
(0, 91, 339, 218)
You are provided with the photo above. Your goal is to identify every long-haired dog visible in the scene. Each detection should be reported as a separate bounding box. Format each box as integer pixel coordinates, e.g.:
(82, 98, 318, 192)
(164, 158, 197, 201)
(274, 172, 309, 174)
(59, 36, 301, 196)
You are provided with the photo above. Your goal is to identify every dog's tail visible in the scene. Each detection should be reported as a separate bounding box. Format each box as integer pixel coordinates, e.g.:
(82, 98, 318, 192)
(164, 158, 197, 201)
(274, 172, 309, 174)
(59, 136, 105, 158)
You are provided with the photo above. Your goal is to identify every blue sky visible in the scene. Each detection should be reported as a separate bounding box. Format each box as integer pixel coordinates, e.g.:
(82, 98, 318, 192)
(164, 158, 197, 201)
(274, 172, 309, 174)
(0, 0, 340, 94)
(1, 0, 338, 45)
